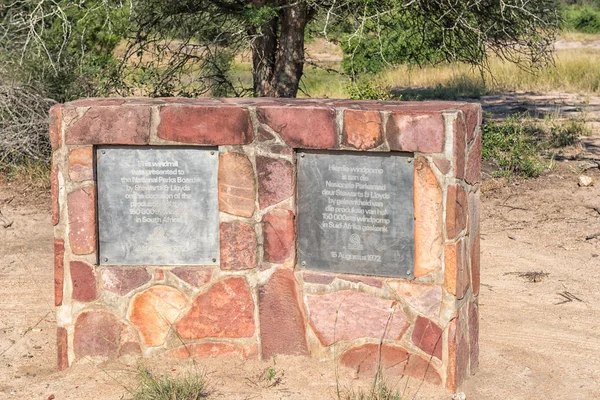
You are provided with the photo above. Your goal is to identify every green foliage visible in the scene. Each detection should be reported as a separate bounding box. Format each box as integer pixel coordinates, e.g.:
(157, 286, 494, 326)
(549, 118, 591, 147)
(482, 116, 546, 178)
(563, 5, 600, 32)
(346, 80, 394, 100)
(128, 366, 208, 400)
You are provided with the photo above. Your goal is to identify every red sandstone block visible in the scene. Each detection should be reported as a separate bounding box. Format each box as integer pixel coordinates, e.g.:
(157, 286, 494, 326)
(301, 271, 383, 288)
(342, 109, 383, 150)
(218, 152, 256, 218)
(65, 106, 150, 145)
(74, 310, 122, 358)
(70, 261, 98, 302)
(465, 132, 482, 184)
(454, 114, 467, 180)
(433, 157, 451, 174)
(157, 105, 254, 144)
(176, 277, 255, 339)
(446, 184, 468, 240)
(339, 343, 441, 385)
(446, 316, 470, 391)
(257, 105, 337, 149)
(262, 209, 295, 263)
(49, 104, 63, 151)
(54, 240, 65, 306)
(256, 156, 294, 209)
(220, 221, 257, 270)
(128, 285, 187, 347)
(101, 267, 151, 296)
(411, 316, 443, 360)
(169, 342, 243, 359)
(469, 301, 479, 374)
(302, 271, 336, 285)
(460, 104, 481, 142)
(51, 164, 59, 226)
(445, 239, 469, 299)
(68, 147, 94, 182)
(171, 267, 212, 288)
(386, 280, 442, 319)
(259, 269, 309, 358)
(386, 113, 445, 152)
(67, 186, 97, 255)
(307, 290, 408, 346)
(469, 191, 481, 296)
(57, 326, 68, 370)
(413, 157, 443, 277)
(68, 98, 126, 107)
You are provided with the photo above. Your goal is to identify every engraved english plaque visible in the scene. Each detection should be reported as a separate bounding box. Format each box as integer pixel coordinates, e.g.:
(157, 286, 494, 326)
(297, 151, 414, 278)
(97, 146, 219, 266)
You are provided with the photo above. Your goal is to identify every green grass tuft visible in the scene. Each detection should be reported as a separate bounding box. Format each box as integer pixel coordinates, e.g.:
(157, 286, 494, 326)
(128, 366, 209, 400)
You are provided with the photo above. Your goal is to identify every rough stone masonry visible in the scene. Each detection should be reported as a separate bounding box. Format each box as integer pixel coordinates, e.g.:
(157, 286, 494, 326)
(50, 97, 481, 391)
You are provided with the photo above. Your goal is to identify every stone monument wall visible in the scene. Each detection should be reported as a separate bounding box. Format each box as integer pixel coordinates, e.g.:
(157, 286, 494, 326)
(50, 97, 481, 391)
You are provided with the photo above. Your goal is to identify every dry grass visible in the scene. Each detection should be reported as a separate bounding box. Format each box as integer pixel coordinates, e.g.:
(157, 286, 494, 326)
(303, 48, 600, 99)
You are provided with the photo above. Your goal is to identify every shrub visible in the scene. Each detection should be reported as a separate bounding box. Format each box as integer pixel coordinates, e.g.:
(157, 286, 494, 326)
(482, 116, 546, 178)
(563, 5, 600, 33)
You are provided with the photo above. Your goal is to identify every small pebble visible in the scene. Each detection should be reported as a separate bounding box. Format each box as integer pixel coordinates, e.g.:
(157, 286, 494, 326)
(578, 175, 594, 187)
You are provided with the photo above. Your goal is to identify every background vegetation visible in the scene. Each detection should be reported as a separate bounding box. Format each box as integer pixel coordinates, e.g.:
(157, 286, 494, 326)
(0, 0, 595, 179)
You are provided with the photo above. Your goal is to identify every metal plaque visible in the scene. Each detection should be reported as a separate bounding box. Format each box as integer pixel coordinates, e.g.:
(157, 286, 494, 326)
(97, 146, 219, 266)
(297, 151, 414, 278)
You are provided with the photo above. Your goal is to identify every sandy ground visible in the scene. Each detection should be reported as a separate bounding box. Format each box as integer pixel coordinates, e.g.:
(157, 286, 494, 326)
(1, 131, 600, 399)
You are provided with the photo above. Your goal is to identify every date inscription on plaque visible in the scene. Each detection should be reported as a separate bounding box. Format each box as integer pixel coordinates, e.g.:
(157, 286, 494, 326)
(298, 152, 414, 278)
(97, 147, 219, 266)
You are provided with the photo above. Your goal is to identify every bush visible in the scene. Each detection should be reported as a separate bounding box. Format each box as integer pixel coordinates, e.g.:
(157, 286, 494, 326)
(563, 5, 600, 33)
(346, 81, 394, 100)
(549, 118, 590, 147)
(482, 116, 546, 178)
(0, 83, 55, 171)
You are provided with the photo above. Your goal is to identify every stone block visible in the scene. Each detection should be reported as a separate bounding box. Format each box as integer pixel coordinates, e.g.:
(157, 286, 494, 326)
(157, 105, 253, 144)
(128, 285, 187, 347)
(342, 109, 383, 150)
(54, 240, 65, 306)
(445, 239, 469, 299)
(68, 147, 94, 182)
(307, 290, 408, 346)
(176, 277, 255, 339)
(67, 186, 97, 255)
(446, 185, 468, 240)
(65, 106, 150, 145)
(411, 316, 443, 360)
(413, 157, 443, 277)
(70, 261, 97, 302)
(339, 343, 441, 385)
(171, 268, 212, 288)
(453, 114, 467, 180)
(386, 280, 442, 319)
(257, 106, 337, 148)
(461, 104, 481, 142)
(220, 221, 257, 270)
(51, 165, 59, 226)
(259, 269, 308, 358)
(169, 343, 243, 358)
(256, 156, 294, 209)
(74, 310, 121, 358)
(218, 152, 256, 218)
(386, 113, 445, 152)
(101, 267, 151, 296)
(57, 326, 68, 370)
(49, 104, 63, 151)
(465, 132, 482, 185)
(263, 209, 295, 263)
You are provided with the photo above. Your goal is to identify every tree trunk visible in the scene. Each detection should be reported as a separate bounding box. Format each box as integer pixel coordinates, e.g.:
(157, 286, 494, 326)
(250, 17, 278, 97)
(251, 1, 312, 98)
(272, 2, 310, 98)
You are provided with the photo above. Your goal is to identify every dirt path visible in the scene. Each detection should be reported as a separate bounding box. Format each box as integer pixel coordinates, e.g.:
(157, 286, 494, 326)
(1, 136, 600, 399)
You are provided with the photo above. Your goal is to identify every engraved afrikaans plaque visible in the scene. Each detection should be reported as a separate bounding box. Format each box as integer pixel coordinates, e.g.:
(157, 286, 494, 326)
(97, 146, 219, 265)
(297, 151, 414, 278)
